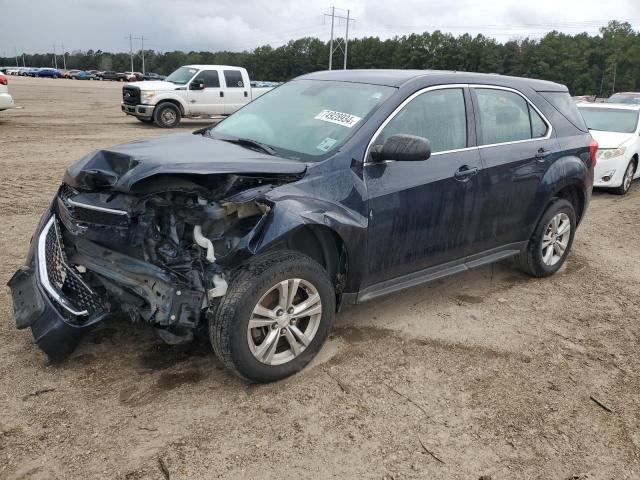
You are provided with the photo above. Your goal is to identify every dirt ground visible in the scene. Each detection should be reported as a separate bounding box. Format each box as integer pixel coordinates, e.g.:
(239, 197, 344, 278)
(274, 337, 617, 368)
(0, 76, 639, 480)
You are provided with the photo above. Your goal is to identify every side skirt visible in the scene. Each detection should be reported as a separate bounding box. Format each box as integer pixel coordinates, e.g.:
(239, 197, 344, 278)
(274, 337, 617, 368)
(354, 242, 527, 304)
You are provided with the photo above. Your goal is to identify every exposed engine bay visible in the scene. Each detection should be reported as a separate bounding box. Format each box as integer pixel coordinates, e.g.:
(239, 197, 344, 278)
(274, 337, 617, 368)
(46, 174, 287, 345)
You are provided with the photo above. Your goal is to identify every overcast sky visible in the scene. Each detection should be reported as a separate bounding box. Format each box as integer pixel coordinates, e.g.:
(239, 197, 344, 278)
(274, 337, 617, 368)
(1, 0, 639, 55)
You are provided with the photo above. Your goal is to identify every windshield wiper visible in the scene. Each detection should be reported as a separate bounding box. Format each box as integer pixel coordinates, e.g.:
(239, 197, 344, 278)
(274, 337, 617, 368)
(221, 138, 277, 156)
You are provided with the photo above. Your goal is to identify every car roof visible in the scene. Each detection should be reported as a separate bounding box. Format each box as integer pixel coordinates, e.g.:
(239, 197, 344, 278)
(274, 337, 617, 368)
(577, 102, 640, 111)
(610, 92, 640, 95)
(295, 69, 567, 91)
(183, 65, 246, 70)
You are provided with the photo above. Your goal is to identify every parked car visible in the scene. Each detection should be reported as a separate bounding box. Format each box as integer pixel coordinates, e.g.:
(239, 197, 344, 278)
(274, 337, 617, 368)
(35, 68, 62, 78)
(605, 92, 640, 105)
(5, 68, 20, 75)
(97, 70, 122, 81)
(141, 72, 166, 81)
(577, 102, 639, 194)
(25, 68, 41, 77)
(62, 69, 80, 79)
(121, 65, 273, 127)
(573, 95, 595, 103)
(0, 72, 15, 111)
(123, 71, 143, 82)
(9, 70, 595, 381)
(71, 71, 96, 80)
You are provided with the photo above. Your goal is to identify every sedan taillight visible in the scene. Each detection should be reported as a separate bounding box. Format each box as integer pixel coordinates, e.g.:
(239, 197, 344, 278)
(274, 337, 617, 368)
(589, 139, 598, 167)
(0, 75, 7, 86)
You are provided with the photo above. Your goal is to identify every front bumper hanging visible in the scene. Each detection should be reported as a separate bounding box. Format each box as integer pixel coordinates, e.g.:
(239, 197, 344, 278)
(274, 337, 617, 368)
(8, 215, 107, 358)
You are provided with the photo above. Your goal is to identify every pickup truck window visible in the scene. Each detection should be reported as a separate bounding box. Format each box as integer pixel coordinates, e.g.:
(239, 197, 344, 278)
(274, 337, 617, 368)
(166, 67, 198, 85)
(193, 70, 220, 88)
(224, 70, 244, 88)
(212, 79, 394, 160)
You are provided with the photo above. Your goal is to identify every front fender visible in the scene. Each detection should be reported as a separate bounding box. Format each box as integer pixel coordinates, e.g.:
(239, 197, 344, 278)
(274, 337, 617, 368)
(152, 93, 188, 112)
(219, 196, 368, 292)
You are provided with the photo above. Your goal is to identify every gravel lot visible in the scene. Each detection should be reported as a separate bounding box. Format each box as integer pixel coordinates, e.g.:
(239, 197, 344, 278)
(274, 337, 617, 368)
(1, 76, 639, 480)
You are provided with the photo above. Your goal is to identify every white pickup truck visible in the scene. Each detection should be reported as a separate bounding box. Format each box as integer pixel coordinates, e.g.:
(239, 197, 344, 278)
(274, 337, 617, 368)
(121, 65, 273, 127)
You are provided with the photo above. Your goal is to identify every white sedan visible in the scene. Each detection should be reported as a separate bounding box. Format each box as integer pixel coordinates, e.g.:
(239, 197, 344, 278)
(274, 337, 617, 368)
(0, 72, 14, 111)
(578, 103, 640, 195)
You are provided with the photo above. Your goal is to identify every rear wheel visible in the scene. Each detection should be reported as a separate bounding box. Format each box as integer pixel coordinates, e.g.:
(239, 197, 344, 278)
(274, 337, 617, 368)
(153, 103, 181, 128)
(210, 250, 335, 383)
(611, 159, 636, 195)
(516, 198, 576, 277)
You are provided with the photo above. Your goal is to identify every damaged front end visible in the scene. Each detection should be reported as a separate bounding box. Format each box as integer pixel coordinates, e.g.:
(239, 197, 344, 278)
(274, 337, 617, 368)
(8, 175, 282, 358)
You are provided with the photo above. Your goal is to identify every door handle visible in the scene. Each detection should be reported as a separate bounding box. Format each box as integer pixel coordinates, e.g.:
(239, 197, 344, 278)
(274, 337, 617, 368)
(535, 148, 552, 161)
(244, 91, 248, 97)
(454, 166, 479, 181)
(220, 91, 224, 98)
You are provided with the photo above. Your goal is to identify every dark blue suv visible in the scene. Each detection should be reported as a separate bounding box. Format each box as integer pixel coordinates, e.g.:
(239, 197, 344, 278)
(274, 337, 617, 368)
(9, 70, 595, 382)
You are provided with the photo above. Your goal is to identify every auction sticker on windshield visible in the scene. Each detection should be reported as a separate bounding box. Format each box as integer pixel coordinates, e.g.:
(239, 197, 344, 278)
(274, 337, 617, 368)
(314, 110, 362, 128)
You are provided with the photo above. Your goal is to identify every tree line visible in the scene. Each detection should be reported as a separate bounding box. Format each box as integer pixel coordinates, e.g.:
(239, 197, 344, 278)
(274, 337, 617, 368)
(3, 21, 638, 96)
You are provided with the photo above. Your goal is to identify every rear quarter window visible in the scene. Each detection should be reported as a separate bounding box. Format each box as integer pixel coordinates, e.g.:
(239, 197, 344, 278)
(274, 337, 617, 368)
(539, 91, 588, 132)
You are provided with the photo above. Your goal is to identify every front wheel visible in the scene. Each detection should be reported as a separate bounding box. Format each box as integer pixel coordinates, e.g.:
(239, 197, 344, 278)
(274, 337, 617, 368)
(210, 250, 335, 383)
(612, 159, 636, 195)
(516, 198, 576, 277)
(152, 103, 181, 128)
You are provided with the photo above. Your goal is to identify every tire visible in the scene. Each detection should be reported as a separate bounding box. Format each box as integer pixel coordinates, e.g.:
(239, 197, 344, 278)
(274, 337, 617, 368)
(210, 250, 336, 383)
(152, 103, 181, 128)
(611, 159, 636, 195)
(515, 198, 576, 278)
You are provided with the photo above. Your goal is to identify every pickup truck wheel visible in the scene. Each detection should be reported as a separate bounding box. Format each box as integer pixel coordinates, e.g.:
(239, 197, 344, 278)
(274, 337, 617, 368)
(515, 198, 576, 278)
(209, 250, 335, 383)
(153, 103, 181, 128)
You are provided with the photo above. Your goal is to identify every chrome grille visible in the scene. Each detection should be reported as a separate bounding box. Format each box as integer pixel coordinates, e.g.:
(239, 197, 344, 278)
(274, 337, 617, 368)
(38, 216, 104, 318)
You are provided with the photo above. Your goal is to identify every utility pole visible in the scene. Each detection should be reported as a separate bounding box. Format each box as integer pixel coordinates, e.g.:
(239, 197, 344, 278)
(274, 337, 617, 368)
(129, 33, 134, 73)
(141, 35, 145, 75)
(343, 9, 350, 70)
(324, 7, 355, 70)
(14, 46, 19, 67)
(328, 6, 335, 70)
(61, 43, 67, 70)
(52, 44, 58, 69)
(612, 61, 617, 94)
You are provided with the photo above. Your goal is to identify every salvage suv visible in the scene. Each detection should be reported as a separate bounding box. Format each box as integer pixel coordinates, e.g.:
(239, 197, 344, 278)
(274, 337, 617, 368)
(9, 70, 595, 382)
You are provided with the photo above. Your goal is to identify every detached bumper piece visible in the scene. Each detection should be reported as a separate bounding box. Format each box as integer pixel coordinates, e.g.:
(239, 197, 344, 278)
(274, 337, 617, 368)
(8, 216, 107, 359)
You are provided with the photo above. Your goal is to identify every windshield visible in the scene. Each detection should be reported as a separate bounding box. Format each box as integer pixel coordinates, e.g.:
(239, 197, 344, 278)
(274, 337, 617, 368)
(605, 93, 640, 105)
(578, 107, 639, 133)
(211, 79, 395, 160)
(165, 66, 198, 85)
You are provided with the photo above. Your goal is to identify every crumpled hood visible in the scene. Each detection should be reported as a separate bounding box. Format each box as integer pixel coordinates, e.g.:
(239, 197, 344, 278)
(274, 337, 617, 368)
(588, 130, 634, 149)
(64, 133, 307, 192)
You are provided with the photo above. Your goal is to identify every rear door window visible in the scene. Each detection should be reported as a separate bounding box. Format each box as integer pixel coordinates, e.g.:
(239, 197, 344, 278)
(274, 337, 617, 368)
(474, 88, 549, 145)
(223, 70, 244, 88)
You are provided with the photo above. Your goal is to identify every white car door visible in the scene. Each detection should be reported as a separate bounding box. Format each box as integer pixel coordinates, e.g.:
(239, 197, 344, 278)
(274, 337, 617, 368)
(187, 70, 225, 116)
(222, 69, 249, 115)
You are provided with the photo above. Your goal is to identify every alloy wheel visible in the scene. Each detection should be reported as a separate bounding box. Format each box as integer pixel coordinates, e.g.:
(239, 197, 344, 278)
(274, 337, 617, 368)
(247, 278, 322, 366)
(623, 162, 635, 192)
(541, 212, 571, 266)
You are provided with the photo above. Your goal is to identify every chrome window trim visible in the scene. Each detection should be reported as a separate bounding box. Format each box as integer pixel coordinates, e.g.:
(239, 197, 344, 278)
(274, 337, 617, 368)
(363, 83, 554, 164)
(67, 198, 128, 216)
(37, 216, 89, 317)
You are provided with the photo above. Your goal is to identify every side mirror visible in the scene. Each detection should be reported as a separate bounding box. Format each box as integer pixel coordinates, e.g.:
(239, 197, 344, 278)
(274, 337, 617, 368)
(190, 82, 205, 90)
(370, 134, 431, 162)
